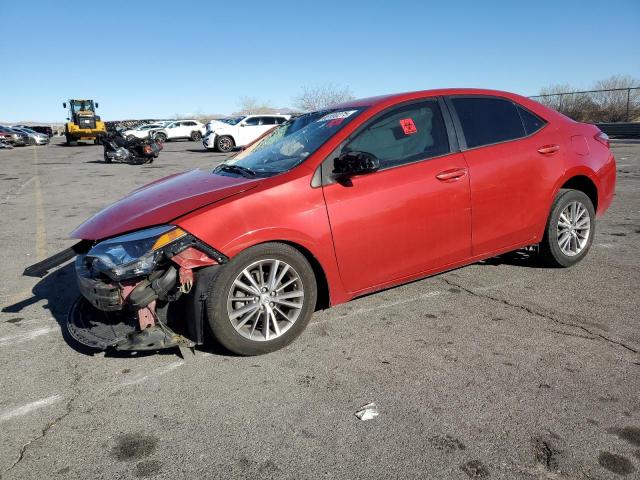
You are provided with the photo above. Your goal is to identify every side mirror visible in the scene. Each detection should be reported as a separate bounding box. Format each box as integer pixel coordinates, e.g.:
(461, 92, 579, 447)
(95, 102, 99, 108)
(239, 123, 246, 127)
(333, 151, 380, 177)
(62, 102, 67, 108)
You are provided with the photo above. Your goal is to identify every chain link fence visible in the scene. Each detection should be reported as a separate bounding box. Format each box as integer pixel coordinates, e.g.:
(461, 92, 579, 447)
(530, 87, 640, 123)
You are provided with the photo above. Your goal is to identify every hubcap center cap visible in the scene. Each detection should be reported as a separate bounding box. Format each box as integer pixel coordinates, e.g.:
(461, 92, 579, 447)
(260, 293, 270, 304)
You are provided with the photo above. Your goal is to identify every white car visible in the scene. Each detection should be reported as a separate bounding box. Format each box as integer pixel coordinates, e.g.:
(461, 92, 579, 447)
(122, 123, 167, 140)
(153, 120, 206, 143)
(203, 114, 290, 152)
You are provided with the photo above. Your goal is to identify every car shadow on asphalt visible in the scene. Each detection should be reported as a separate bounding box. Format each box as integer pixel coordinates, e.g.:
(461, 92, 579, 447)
(477, 249, 549, 269)
(2, 263, 181, 358)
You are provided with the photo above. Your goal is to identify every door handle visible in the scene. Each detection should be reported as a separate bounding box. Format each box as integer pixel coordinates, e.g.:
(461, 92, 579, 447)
(537, 144, 560, 155)
(436, 168, 467, 181)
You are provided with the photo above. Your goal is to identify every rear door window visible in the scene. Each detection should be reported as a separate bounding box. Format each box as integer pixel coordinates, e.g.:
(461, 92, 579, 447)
(450, 97, 525, 148)
(344, 100, 450, 169)
(244, 117, 260, 126)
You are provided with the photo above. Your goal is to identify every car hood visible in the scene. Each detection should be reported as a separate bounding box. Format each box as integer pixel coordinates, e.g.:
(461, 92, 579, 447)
(71, 169, 260, 240)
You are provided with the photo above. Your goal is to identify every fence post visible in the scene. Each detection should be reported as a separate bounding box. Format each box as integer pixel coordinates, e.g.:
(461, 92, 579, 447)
(627, 88, 631, 122)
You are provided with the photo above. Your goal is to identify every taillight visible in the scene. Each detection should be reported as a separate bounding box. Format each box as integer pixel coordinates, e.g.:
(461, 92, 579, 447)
(594, 131, 610, 148)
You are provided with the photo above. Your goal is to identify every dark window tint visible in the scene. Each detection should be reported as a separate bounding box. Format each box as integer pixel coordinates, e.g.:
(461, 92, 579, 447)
(244, 117, 260, 126)
(345, 100, 450, 169)
(275, 117, 287, 124)
(261, 117, 277, 125)
(517, 106, 546, 135)
(451, 97, 525, 148)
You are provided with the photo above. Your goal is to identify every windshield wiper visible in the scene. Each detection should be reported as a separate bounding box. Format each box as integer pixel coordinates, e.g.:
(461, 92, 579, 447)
(214, 164, 256, 178)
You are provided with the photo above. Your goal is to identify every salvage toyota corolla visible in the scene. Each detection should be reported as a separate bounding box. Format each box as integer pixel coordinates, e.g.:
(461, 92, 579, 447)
(25, 89, 616, 355)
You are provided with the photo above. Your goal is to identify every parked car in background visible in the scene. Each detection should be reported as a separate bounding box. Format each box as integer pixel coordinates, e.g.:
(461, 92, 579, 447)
(0, 126, 28, 146)
(122, 123, 167, 140)
(31, 88, 615, 356)
(203, 114, 291, 152)
(10, 126, 50, 145)
(13, 125, 54, 137)
(152, 120, 206, 143)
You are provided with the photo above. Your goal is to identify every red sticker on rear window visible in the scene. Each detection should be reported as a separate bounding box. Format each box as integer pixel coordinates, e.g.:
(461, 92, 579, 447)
(400, 118, 417, 135)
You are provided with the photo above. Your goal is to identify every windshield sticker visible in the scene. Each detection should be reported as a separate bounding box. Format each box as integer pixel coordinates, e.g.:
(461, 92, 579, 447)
(318, 110, 357, 122)
(326, 118, 345, 127)
(400, 118, 417, 135)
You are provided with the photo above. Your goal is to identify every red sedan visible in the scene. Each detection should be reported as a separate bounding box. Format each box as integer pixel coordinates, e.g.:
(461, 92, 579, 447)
(29, 89, 616, 355)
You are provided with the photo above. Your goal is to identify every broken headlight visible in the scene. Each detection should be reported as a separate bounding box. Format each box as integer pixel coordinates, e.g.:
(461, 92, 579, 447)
(86, 225, 187, 281)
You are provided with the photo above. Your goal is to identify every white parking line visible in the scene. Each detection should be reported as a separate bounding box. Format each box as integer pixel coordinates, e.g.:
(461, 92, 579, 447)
(121, 361, 184, 386)
(0, 395, 63, 422)
(0, 326, 57, 346)
(335, 290, 443, 320)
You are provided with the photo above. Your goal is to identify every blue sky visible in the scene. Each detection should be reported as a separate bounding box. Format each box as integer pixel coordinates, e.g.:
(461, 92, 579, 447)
(1, 0, 639, 122)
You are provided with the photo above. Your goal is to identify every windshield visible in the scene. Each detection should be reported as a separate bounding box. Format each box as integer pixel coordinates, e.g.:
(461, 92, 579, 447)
(71, 100, 94, 113)
(218, 116, 245, 125)
(215, 108, 364, 177)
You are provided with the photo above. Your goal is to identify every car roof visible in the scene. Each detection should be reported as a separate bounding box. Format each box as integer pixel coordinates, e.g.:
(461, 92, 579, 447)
(330, 88, 565, 122)
(332, 88, 532, 109)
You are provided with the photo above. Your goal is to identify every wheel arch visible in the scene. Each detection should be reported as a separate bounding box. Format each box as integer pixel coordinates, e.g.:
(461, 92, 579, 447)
(560, 174, 598, 212)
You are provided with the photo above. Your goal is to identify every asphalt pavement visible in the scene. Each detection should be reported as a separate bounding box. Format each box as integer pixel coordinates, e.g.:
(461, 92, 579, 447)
(0, 138, 638, 479)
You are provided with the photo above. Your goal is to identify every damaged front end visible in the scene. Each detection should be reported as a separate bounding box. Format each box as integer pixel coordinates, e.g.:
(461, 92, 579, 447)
(67, 225, 226, 351)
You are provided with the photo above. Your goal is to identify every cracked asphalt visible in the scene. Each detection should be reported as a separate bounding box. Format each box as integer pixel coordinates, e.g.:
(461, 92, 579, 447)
(0, 138, 639, 479)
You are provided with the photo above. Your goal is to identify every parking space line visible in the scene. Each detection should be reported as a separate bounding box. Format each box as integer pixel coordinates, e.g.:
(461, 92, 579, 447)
(333, 290, 443, 320)
(33, 148, 47, 260)
(0, 326, 57, 346)
(0, 395, 63, 422)
(121, 361, 184, 386)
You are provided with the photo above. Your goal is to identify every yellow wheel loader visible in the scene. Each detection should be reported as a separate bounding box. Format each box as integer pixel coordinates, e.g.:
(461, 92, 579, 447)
(63, 99, 106, 145)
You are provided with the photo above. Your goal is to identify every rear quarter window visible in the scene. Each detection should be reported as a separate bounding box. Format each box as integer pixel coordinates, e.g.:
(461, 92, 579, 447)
(517, 106, 547, 135)
(451, 97, 525, 148)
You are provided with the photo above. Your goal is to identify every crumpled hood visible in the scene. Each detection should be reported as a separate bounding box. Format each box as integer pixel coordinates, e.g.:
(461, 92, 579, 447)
(72, 169, 259, 240)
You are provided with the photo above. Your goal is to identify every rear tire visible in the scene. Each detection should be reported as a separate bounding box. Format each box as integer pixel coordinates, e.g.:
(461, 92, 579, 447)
(539, 189, 595, 267)
(215, 135, 234, 153)
(190, 131, 202, 141)
(205, 243, 317, 355)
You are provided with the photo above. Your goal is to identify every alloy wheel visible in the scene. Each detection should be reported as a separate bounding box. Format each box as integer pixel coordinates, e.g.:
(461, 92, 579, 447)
(226, 259, 304, 341)
(557, 200, 590, 256)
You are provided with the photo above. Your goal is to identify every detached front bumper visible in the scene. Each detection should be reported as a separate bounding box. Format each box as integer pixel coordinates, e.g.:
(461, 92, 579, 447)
(203, 133, 216, 149)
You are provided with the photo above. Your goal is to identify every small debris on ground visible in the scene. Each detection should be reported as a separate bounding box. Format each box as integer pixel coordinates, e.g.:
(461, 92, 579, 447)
(355, 403, 379, 421)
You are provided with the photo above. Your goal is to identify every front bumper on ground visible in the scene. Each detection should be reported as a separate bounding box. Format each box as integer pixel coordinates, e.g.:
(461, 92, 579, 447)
(203, 133, 216, 149)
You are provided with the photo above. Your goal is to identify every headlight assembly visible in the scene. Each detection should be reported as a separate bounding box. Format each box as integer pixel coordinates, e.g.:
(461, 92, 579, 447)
(86, 225, 187, 281)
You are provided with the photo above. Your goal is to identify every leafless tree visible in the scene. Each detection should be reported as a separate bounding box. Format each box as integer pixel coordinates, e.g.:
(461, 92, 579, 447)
(590, 75, 640, 122)
(235, 96, 279, 115)
(536, 75, 640, 122)
(293, 84, 355, 111)
(536, 84, 596, 122)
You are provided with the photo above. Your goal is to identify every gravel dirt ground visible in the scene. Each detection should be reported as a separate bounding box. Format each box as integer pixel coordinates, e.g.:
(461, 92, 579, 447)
(0, 138, 638, 480)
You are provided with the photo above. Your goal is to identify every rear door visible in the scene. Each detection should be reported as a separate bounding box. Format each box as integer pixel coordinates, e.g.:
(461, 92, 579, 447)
(322, 98, 472, 293)
(237, 116, 261, 145)
(446, 96, 559, 255)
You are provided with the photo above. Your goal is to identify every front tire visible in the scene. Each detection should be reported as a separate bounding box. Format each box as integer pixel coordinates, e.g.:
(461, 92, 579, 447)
(539, 189, 595, 267)
(215, 135, 234, 153)
(205, 243, 317, 355)
(154, 132, 167, 144)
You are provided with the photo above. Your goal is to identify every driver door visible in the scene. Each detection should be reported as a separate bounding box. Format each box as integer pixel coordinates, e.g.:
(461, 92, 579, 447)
(322, 99, 472, 293)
